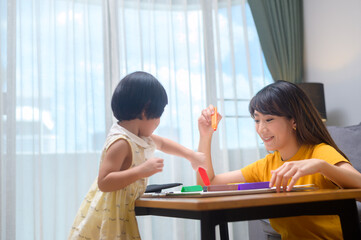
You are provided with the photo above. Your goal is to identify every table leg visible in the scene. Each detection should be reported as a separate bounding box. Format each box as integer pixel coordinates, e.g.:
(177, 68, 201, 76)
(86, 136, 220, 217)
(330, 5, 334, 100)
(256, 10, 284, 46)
(219, 222, 229, 240)
(338, 199, 361, 239)
(200, 212, 216, 240)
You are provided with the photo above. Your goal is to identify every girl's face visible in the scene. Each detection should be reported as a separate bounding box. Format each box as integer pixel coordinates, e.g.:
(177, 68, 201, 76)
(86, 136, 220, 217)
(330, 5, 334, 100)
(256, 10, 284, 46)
(254, 110, 296, 152)
(140, 117, 160, 137)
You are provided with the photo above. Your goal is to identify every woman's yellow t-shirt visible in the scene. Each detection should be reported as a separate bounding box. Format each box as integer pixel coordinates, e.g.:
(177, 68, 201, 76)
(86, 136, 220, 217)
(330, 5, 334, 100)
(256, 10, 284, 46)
(241, 143, 350, 240)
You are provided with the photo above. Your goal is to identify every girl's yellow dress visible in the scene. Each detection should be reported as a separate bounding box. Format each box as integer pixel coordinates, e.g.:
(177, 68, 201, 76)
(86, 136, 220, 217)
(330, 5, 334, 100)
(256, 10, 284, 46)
(68, 123, 155, 240)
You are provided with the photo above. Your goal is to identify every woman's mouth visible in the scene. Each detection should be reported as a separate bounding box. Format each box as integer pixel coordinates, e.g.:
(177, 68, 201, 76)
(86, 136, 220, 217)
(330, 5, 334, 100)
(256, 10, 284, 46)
(262, 136, 274, 143)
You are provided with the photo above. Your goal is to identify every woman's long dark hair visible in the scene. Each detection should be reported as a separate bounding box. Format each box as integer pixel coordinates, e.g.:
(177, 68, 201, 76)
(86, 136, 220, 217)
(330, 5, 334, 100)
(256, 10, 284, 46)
(249, 80, 348, 159)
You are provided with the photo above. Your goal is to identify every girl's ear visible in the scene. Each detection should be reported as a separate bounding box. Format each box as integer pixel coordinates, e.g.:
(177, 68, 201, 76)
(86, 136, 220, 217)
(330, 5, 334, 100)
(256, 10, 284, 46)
(141, 110, 147, 120)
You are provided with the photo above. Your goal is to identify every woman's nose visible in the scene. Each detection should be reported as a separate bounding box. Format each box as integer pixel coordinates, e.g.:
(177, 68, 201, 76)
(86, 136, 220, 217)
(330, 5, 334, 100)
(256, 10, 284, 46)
(258, 121, 267, 132)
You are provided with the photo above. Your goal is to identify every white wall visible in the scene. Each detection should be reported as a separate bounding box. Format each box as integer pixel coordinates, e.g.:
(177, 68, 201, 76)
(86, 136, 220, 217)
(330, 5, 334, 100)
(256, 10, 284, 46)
(303, 0, 361, 127)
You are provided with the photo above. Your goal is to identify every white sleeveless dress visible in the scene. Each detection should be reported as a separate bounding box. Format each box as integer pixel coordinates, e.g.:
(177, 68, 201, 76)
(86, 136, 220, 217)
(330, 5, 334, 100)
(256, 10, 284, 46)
(68, 123, 155, 240)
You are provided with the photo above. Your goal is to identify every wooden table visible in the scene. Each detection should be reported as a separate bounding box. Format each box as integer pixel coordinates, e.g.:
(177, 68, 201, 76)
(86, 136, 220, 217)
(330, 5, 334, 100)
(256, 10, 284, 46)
(135, 189, 361, 240)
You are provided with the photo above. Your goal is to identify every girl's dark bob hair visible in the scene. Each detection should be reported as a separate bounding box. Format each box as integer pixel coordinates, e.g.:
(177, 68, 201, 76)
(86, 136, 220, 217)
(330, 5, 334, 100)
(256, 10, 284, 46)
(249, 80, 347, 159)
(111, 71, 168, 121)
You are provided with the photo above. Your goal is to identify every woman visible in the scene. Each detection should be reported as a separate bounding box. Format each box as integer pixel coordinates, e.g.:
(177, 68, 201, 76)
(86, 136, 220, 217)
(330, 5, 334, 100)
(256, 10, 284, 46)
(197, 80, 361, 239)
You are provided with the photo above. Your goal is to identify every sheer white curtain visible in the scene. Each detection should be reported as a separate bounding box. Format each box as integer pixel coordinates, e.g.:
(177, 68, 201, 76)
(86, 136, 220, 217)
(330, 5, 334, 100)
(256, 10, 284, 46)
(1, 0, 105, 239)
(104, 0, 272, 240)
(1, 0, 272, 239)
(104, 1, 208, 239)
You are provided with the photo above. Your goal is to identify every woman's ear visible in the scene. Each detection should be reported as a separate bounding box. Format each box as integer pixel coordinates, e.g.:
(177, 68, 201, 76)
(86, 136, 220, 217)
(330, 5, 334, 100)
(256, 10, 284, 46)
(292, 119, 297, 131)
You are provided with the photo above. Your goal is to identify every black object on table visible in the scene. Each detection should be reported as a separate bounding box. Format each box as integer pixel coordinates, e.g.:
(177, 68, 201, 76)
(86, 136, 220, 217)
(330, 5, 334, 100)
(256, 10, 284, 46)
(145, 183, 183, 193)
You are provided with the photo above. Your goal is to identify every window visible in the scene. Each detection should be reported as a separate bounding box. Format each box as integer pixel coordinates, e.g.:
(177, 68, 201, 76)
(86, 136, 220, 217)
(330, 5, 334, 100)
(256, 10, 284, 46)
(1, 0, 272, 239)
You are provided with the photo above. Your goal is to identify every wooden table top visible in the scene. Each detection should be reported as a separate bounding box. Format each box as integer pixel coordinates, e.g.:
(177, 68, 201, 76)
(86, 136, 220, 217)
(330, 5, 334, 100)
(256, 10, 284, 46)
(135, 189, 361, 211)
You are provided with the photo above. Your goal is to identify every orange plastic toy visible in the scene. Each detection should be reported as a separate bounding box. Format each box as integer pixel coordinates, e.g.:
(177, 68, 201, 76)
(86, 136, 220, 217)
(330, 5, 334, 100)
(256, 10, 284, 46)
(211, 107, 218, 131)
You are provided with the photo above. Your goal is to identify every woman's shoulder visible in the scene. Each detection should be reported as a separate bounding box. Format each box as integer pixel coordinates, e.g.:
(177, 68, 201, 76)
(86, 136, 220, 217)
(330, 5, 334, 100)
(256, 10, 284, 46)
(307, 143, 348, 164)
(263, 151, 279, 161)
(250, 152, 279, 168)
(311, 142, 337, 152)
(302, 143, 340, 156)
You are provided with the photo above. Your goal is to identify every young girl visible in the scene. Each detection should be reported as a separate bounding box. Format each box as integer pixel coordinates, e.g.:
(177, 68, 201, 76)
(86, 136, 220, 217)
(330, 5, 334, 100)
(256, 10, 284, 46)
(197, 80, 361, 239)
(68, 71, 206, 240)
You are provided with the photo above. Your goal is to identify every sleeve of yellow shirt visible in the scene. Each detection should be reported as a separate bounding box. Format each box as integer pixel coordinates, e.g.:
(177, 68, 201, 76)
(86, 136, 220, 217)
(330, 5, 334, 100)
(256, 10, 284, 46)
(241, 155, 272, 183)
(311, 143, 350, 166)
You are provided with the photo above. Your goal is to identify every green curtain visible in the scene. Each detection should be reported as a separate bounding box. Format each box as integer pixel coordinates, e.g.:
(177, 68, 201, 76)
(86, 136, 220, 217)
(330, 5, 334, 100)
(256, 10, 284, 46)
(248, 0, 303, 83)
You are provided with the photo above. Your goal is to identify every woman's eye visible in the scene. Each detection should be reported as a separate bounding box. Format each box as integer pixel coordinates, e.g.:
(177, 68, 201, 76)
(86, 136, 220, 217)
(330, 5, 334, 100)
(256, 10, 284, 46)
(266, 118, 273, 122)
(254, 119, 260, 123)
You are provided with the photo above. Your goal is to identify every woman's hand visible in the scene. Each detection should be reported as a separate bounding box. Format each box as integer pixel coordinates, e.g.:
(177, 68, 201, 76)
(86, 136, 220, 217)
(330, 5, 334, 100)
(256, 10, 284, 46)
(189, 151, 207, 171)
(198, 104, 222, 137)
(269, 159, 324, 192)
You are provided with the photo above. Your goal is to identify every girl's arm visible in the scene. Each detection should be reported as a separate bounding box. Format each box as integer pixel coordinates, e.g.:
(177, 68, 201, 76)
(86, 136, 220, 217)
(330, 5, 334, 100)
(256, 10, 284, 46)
(196, 105, 246, 186)
(270, 159, 361, 192)
(151, 134, 206, 171)
(98, 139, 164, 192)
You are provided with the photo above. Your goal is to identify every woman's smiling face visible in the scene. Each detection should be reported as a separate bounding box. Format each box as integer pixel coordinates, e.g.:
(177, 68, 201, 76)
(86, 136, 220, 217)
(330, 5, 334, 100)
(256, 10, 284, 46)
(254, 110, 296, 152)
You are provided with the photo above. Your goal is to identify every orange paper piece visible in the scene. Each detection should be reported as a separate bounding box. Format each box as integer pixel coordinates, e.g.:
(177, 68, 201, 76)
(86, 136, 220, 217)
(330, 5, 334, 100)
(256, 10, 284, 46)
(211, 107, 218, 131)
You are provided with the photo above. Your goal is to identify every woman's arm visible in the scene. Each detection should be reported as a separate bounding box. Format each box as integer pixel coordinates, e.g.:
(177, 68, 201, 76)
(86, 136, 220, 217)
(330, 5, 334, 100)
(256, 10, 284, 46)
(98, 139, 164, 192)
(320, 161, 361, 188)
(197, 105, 246, 186)
(270, 159, 361, 192)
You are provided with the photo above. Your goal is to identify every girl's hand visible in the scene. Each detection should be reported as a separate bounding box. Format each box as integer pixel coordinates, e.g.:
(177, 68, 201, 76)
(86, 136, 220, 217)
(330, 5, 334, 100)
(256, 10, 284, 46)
(269, 159, 324, 192)
(198, 104, 222, 137)
(140, 158, 164, 178)
(189, 152, 207, 171)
